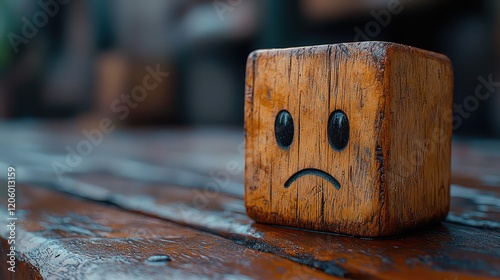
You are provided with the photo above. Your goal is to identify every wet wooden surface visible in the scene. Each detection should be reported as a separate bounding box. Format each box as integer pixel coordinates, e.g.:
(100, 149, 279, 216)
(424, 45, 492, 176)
(0, 185, 333, 280)
(0, 122, 499, 279)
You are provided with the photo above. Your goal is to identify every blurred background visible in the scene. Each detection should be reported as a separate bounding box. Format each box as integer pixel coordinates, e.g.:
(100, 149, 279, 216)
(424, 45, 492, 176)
(0, 0, 499, 137)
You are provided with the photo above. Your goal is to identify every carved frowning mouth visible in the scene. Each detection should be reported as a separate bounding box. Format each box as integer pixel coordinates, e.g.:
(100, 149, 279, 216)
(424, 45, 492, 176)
(284, 168, 341, 190)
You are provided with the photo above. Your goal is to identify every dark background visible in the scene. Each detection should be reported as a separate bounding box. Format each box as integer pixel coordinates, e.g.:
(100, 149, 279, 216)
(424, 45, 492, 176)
(0, 0, 499, 137)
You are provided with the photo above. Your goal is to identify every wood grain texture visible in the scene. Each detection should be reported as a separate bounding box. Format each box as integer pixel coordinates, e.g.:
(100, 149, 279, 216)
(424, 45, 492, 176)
(0, 184, 336, 280)
(0, 125, 498, 279)
(244, 42, 454, 237)
(44, 173, 500, 279)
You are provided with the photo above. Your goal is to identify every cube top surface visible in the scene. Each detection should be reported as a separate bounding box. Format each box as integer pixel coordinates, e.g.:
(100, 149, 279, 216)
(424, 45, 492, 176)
(244, 41, 453, 237)
(249, 41, 450, 63)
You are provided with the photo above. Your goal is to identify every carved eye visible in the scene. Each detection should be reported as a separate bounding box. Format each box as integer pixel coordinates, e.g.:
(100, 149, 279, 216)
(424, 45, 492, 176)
(328, 110, 349, 151)
(275, 110, 294, 149)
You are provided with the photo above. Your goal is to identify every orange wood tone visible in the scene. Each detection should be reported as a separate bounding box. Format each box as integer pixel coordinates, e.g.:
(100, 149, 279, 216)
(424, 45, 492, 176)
(244, 41, 454, 237)
(1, 124, 499, 279)
(68, 173, 500, 279)
(0, 185, 335, 280)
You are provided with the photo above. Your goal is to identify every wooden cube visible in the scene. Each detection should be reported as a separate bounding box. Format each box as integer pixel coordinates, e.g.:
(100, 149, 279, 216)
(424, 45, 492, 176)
(244, 42, 453, 237)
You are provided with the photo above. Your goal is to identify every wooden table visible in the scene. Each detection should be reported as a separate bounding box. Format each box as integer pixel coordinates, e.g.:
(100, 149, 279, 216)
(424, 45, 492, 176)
(0, 122, 499, 279)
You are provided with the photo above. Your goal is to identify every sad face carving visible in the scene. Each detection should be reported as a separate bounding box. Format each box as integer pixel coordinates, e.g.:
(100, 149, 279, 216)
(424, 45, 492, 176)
(244, 42, 452, 237)
(275, 109, 349, 190)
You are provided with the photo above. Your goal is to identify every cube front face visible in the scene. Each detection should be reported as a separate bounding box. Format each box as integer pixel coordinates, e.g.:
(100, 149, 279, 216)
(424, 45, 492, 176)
(245, 43, 391, 236)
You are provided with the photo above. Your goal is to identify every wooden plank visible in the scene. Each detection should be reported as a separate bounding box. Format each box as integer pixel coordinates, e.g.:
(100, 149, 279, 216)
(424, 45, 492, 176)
(53, 173, 500, 279)
(0, 126, 497, 231)
(448, 184, 500, 229)
(449, 140, 500, 229)
(0, 124, 245, 196)
(452, 140, 500, 187)
(0, 184, 337, 280)
(0, 125, 499, 278)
